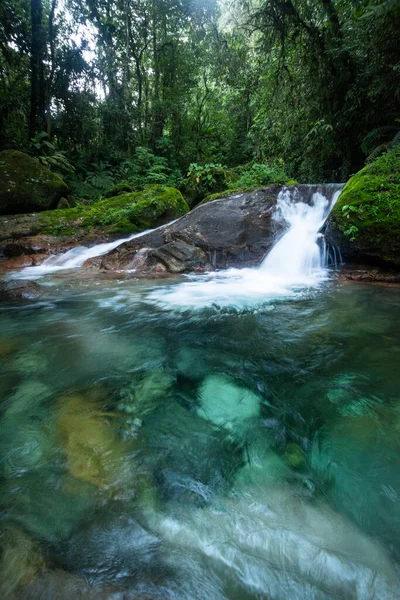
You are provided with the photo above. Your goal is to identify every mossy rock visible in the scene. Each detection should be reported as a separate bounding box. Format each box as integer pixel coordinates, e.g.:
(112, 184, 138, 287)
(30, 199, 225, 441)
(104, 182, 134, 198)
(56, 197, 70, 209)
(36, 184, 189, 236)
(0, 150, 69, 215)
(326, 149, 400, 266)
(200, 188, 257, 205)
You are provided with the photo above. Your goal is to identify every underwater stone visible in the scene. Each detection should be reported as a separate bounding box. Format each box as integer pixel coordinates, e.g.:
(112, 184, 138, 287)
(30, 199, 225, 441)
(61, 510, 161, 584)
(0, 525, 46, 598)
(197, 374, 260, 432)
(0, 280, 44, 302)
(56, 394, 131, 490)
(0, 339, 18, 358)
(5, 380, 52, 417)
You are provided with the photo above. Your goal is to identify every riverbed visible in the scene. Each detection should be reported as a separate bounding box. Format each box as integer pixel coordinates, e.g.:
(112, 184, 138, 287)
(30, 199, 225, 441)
(0, 273, 399, 599)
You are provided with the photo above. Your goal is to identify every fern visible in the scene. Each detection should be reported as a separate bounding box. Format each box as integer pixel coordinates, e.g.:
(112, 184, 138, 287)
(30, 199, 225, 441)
(362, 123, 400, 163)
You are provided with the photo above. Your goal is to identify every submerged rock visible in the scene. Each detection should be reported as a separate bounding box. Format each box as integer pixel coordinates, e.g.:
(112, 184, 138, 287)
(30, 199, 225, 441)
(0, 280, 43, 301)
(60, 509, 161, 584)
(0, 525, 46, 598)
(197, 374, 260, 432)
(56, 394, 130, 490)
(142, 400, 243, 506)
(5, 380, 51, 417)
(151, 487, 400, 600)
(0, 339, 18, 359)
(0, 150, 69, 215)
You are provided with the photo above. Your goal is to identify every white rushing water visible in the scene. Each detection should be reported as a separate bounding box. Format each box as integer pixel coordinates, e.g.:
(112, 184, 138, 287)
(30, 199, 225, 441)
(11, 225, 166, 280)
(148, 187, 342, 309)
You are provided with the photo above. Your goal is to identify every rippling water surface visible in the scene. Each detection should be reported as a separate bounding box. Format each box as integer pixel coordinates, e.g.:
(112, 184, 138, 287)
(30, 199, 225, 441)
(0, 274, 399, 599)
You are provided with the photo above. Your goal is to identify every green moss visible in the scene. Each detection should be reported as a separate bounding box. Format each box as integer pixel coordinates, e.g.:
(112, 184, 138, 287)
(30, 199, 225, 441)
(104, 183, 134, 198)
(0, 150, 69, 215)
(200, 185, 273, 205)
(199, 189, 238, 205)
(36, 184, 188, 236)
(329, 149, 400, 265)
(56, 198, 70, 209)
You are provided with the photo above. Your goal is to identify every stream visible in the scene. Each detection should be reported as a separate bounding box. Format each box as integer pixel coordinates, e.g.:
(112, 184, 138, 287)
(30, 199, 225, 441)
(0, 190, 399, 599)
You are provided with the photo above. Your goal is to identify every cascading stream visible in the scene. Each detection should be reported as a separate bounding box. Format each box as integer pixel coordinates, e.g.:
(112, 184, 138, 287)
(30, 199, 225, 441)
(11, 224, 170, 280)
(12, 186, 342, 308)
(260, 190, 330, 279)
(148, 187, 342, 309)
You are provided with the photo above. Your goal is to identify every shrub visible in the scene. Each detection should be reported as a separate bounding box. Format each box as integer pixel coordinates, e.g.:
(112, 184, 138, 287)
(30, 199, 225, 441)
(234, 162, 290, 189)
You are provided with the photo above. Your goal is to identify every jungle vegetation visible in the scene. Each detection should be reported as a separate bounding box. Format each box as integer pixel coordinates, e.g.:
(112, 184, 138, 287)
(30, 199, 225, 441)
(0, 0, 399, 202)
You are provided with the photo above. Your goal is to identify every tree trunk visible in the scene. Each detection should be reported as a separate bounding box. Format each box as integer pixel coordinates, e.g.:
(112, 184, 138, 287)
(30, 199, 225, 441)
(29, 0, 46, 138)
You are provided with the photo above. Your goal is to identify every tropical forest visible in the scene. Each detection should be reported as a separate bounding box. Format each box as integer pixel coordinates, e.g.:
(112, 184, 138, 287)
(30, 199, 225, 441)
(0, 0, 399, 598)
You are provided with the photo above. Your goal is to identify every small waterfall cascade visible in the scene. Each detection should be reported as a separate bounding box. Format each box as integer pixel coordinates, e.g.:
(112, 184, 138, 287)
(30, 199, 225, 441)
(11, 225, 166, 280)
(148, 184, 343, 309)
(260, 186, 342, 280)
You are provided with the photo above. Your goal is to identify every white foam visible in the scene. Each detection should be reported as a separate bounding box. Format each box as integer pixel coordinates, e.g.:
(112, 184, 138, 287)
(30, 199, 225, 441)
(11, 220, 178, 280)
(147, 189, 341, 310)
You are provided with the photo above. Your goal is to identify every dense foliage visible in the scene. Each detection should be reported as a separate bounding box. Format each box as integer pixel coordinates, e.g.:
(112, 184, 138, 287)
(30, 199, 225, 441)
(0, 0, 399, 198)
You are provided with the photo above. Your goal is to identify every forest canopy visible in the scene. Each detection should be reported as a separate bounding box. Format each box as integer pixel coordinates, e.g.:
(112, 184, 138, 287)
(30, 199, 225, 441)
(0, 0, 399, 200)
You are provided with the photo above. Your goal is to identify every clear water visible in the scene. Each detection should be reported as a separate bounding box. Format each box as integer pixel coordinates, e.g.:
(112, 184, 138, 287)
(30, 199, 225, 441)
(0, 275, 400, 599)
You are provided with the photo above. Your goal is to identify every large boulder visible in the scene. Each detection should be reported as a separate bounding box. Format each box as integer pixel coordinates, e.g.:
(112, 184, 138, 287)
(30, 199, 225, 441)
(0, 185, 189, 272)
(325, 149, 400, 266)
(98, 187, 282, 272)
(0, 150, 69, 215)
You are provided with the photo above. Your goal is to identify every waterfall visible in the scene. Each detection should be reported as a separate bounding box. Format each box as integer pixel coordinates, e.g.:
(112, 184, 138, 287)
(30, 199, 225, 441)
(148, 186, 343, 309)
(260, 188, 341, 280)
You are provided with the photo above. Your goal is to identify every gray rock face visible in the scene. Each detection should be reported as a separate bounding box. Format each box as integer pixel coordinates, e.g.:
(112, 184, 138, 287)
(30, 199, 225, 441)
(0, 279, 43, 301)
(98, 187, 281, 273)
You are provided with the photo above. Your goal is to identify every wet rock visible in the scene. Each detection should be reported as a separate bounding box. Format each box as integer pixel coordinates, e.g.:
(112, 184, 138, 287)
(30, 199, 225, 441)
(339, 265, 400, 283)
(56, 393, 133, 491)
(0, 279, 43, 301)
(151, 241, 210, 273)
(197, 374, 261, 433)
(325, 149, 400, 267)
(99, 187, 281, 272)
(2, 238, 47, 257)
(0, 525, 46, 598)
(61, 510, 161, 584)
(56, 197, 70, 209)
(0, 339, 18, 359)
